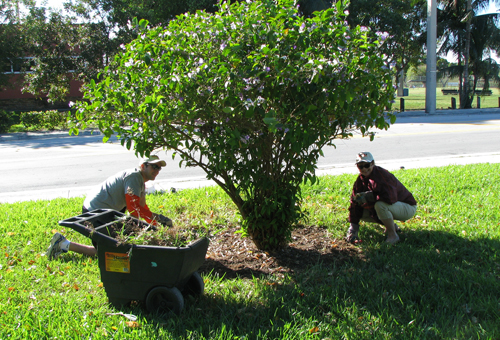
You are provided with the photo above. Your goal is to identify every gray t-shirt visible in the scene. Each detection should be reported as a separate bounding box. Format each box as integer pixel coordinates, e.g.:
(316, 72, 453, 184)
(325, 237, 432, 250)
(83, 168, 145, 212)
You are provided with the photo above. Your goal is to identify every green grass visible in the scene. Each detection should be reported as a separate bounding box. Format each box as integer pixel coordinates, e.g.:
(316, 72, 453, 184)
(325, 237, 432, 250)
(1, 163, 499, 339)
(397, 87, 500, 111)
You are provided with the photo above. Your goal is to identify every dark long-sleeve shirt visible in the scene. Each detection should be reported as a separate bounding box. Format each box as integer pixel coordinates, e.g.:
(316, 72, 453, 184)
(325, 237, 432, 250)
(348, 166, 417, 224)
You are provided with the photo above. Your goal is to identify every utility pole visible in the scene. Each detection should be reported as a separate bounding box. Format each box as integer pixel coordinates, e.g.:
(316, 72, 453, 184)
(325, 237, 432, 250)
(426, 0, 437, 114)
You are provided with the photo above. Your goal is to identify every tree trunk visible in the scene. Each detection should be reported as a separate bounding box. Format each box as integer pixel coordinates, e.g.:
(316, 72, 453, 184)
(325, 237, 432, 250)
(397, 68, 404, 97)
(458, 46, 463, 107)
(461, 0, 472, 109)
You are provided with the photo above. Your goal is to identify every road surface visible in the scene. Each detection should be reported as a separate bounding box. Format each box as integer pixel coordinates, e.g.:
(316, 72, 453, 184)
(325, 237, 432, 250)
(1, 109, 499, 203)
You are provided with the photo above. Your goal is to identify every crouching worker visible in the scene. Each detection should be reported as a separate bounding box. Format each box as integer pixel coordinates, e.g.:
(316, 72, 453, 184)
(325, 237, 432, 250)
(47, 155, 173, 260)
(345, 152, 417, 244)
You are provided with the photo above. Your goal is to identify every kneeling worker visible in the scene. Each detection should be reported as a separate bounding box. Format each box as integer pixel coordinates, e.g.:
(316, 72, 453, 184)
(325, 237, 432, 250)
(346, 152, 417, 244)
(47, 155, 172, 259)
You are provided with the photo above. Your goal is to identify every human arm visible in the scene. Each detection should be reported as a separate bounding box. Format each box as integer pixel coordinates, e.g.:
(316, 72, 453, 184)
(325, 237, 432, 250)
(122, 172, 160, 225)
(125, 193, 155, 224)
(125, 192, 173, 226)
(348, 177, 367, 224)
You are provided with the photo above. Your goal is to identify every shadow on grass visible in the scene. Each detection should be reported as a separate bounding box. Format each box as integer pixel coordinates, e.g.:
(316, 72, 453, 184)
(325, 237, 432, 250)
(135, 228, 499, 338)
(87, 227, 499, 338)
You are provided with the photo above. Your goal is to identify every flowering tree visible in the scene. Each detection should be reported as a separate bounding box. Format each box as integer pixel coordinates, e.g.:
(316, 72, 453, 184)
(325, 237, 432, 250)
(75, 0, 395, 250)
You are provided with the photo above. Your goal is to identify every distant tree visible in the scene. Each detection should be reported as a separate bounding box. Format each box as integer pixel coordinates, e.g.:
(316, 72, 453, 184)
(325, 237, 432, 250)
(436, 57, 451, 69)
(297, 0, 333, 16)
(347, 0, 427, 96)
(75, 0, 396, 250)
(0, 0, 32, 89)
(9, 0, 218, 103)
(66, 0, 218, 44)
(468, 13, 500, 93)
(18, 7, 115, 102)
(438, 0, 498, 108)
(0, 24, 21, 89)
(436, 58, 454, 87)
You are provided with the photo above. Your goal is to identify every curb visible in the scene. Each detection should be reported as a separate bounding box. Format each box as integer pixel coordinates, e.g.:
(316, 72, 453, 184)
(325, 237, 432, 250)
(395, 107, 500, 117)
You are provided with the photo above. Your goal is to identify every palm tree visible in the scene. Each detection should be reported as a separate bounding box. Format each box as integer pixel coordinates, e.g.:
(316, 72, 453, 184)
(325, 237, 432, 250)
(468, 16, 499, 99)
(438, 0, 499, 108)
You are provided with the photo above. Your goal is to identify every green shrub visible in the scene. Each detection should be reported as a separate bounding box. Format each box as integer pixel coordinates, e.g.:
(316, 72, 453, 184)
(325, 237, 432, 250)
(77, 0, 395, 250)
(0, 110, 20, 133)
(19, 110, 69, 131)
(8, 124, 26, 132)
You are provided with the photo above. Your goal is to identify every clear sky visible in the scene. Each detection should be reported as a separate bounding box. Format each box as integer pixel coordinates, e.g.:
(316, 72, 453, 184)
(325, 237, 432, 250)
(483, 1, 500, 14)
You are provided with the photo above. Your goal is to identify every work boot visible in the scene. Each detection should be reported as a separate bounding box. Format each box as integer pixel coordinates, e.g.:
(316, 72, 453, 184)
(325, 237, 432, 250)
(345, 228, 359, 243)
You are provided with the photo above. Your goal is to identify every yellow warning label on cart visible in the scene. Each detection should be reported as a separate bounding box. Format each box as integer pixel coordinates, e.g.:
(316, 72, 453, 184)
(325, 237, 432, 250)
(104, 252, 130, 273)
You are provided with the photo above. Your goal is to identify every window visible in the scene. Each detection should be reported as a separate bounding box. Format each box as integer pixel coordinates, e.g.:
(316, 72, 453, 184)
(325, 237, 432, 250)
(1, 57, 35, 74)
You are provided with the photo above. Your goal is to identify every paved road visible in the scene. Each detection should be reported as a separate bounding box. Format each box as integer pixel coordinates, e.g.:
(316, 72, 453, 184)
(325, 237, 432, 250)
(1, 108, 499, 203)
(316, 109, 500, 174)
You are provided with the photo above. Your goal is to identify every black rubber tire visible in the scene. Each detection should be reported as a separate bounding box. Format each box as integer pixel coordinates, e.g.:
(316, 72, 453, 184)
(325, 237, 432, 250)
(183, 271, 205, 297)
(145, 286, 184, 315)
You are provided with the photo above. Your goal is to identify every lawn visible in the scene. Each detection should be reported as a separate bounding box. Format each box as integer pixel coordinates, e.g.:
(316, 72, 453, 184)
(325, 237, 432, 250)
(1, 163, 499, 339)
(396, 87, 500, 111)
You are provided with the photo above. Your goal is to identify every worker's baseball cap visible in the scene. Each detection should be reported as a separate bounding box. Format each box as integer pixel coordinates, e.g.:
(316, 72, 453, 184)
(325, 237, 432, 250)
(356, 152, 374, 163)
(140, 155, 166, 167)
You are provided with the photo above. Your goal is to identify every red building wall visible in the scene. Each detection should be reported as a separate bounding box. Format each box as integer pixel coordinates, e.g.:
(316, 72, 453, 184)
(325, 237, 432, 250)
(0, 74, 83, 111)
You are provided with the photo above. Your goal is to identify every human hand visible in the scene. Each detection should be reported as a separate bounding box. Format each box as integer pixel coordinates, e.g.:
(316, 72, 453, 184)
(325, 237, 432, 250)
(354, 192, 367, 205)
(354, 191, 375, 205)
(155, 214, 173, 227)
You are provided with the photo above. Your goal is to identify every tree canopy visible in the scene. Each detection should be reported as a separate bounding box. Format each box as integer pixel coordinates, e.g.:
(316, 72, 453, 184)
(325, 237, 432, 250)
(0, 0, 28, 88)
(347, 0, 427, 94)
(438, 0, 500, 108)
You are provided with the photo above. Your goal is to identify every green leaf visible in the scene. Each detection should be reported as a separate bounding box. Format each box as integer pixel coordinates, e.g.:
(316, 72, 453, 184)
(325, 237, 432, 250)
(263, 117, 277, 125)
(138, 19, 149, 30)
(390, 113, 397, 124)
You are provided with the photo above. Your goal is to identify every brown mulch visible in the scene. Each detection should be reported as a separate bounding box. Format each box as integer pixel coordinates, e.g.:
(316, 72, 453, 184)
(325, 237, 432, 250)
(198, 226, 365, 279)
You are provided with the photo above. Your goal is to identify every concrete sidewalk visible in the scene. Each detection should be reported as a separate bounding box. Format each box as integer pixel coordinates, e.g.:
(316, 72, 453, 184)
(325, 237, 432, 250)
(396, 107, 500, 117)
(5, 151, 495, 204)
(146, 151, 500, 195)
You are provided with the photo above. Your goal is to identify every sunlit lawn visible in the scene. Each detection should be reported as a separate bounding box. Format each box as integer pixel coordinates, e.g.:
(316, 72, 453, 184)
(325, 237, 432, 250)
(395, 87, 500, 111)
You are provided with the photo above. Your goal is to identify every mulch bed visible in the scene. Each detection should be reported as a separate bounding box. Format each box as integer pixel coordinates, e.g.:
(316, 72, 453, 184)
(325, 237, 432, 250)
(198, 226, 364, 279)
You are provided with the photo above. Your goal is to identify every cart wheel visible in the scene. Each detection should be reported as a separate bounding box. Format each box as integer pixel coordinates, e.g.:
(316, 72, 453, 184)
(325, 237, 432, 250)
(183, 271, 205, 297)
(146, 286, 184, 315)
